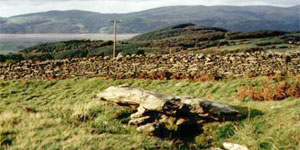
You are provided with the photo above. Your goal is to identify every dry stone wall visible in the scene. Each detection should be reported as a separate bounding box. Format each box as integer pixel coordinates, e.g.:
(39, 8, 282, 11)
(1, 51, 300, 80)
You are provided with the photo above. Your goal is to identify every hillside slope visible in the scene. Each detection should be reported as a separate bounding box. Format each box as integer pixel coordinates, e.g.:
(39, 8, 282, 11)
(0, 5, 299, 33)
(0, 10, 118, 33)
(0, 77, 299, 149)
(129, 24, 299, 54)
(0, 17, 7, 24)
(4, 24, 298, 60)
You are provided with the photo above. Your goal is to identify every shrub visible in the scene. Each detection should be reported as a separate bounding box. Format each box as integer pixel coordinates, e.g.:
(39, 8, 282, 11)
(136, 50, 145, 55)
(0, 55, 6, 62)
(278, 46, 289, 49)
(54, 50, 89, 59)
(29, 54, 54, 60)
(100, 40, 114, 47)
(256, 41, 282, 46)
(21, 40, 108, 55)
(0, 54, 24, 62)
(227, 30, 286, 40)
(193, 74, 218, 82)
(172, 23, 195, 29)
(236, 80, 300, 101)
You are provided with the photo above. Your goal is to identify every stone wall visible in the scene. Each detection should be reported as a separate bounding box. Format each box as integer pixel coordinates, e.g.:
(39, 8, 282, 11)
(1, 51, 300, 80)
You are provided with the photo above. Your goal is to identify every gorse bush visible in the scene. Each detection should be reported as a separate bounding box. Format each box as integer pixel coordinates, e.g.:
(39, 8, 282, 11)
(256, 41, 282, 46)
(53, 49, 89, 59)
(130, 24, 227, 42)
(21, 40, 109, 54)
(18, 40, 148, 60)
(0, 54, 24, 62)
(226, 30, 286, 40)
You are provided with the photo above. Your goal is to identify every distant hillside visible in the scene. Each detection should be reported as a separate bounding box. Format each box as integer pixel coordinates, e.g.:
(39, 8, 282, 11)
(0, 10, 116, 33)
(0, 17, 7, 24)
(0, 5, 299, 33)
(130, 24, 228, 41)
(129, 24, 292, 50)
(8, 24, 297, 62)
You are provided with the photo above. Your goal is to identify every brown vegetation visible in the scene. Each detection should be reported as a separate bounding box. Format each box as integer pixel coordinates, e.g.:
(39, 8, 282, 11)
(236, 76, 300, 101)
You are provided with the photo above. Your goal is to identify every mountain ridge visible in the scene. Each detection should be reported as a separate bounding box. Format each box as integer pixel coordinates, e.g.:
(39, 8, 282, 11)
(1, 5, 299, 33)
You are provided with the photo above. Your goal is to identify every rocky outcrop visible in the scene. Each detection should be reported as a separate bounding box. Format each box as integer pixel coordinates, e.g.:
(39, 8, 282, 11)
(97, 86, 239, 136)
(1, 51, 300, 80)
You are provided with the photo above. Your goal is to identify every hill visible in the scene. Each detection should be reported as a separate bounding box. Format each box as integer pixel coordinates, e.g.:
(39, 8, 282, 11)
(0, 10, 116, 33)
(1, 24, 296, 61)
(0, 17, 7, 24)
(20, 40, 114, 59)
(0, 5, 299, 33)
(130, 24, 299, 55)
(130, 24, 228, 41)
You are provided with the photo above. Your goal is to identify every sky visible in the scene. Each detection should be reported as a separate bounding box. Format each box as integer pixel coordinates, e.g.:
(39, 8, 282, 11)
(0, 0, 299, 17)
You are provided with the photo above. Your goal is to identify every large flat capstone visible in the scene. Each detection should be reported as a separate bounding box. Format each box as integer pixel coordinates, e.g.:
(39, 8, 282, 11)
(97, 86, 239, 135)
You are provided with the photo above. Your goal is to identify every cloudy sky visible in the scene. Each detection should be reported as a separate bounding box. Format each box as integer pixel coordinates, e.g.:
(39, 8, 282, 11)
(0, 0, 299, 17)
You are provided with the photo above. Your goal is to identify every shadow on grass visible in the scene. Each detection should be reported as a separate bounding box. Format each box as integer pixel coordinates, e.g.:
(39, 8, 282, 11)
(233, 106, 264, 120)
(153, 122, 204, 145)
(115, 104, 263, 146)
(161, 106, 263, 146)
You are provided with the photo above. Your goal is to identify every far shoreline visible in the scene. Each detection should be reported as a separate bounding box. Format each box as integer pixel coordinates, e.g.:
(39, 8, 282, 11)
(0, 33, 139, 54)
(0, 33, 139, 42)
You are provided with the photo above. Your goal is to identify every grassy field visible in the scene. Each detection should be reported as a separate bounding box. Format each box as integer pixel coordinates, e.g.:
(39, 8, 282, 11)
(0, 77, 299, 150)
(205, 36, 299, 53)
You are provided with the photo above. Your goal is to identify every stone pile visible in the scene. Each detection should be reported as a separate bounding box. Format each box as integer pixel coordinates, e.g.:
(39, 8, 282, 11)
(0, 51, 300, 80)
(97, 86, 239, 136)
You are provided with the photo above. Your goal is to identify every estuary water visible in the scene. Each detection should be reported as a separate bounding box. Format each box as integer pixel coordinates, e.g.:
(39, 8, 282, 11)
(0, 33, 138, 54)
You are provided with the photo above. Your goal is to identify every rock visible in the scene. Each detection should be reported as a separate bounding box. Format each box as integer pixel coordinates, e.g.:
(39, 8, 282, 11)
(200, 101, 239, 116)
(176, 118, 186, 125)
(175, 82, 184, 87)
(208, 148, 223, 150)
(97, 86, 239, 136)
(115, 52, 125, 61)
(97, 86, 171, 111)
(198, 54, 205, 59)
(129, 116, 151, 125)
(2, 51, 300, 80)
(270, 105, 282, 109)
(103, 56, 110, 60)
(136, 123, 157, 133)
(130, 106, 146, 119)
(223, 142, 249, 150)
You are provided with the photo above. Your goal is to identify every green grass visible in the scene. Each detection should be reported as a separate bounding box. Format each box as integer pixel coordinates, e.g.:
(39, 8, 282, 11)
(202, 34, 299, 53)
(217, 43, 256, 51)
(0, 77, 299, 149)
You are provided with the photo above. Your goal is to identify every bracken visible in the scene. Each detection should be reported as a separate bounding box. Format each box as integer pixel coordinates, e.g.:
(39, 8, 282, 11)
(236, 78, 300, 101)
